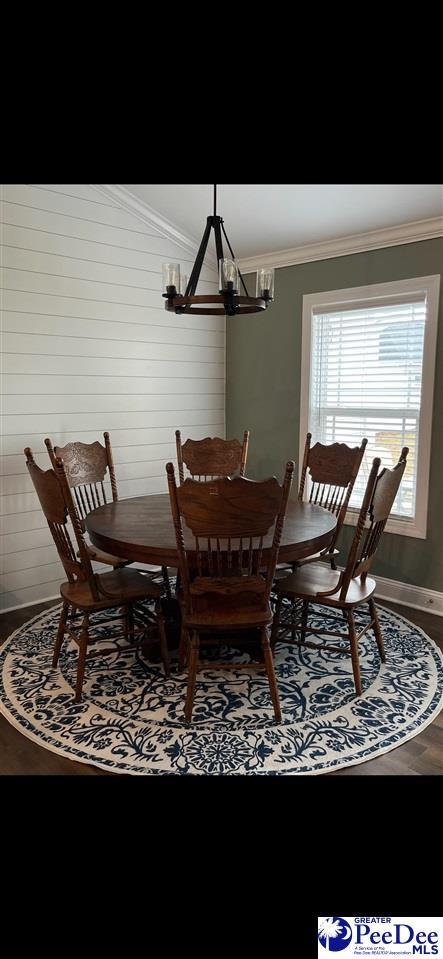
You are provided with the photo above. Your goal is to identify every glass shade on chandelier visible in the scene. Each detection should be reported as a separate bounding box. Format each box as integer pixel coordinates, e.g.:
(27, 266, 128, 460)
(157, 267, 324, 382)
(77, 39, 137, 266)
(219, 258, 239, 294)
(162, 263, 181, 297)
(162, 185, 275, 317)
(162, 264, 189, 299)
(256, 267, 275, 303)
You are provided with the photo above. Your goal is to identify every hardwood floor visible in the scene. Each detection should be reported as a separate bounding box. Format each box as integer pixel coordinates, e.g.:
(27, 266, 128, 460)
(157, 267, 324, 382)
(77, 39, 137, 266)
(0, 597, 441, 775)
(328, 599, 443, 777)
(0, 599, 110, 776)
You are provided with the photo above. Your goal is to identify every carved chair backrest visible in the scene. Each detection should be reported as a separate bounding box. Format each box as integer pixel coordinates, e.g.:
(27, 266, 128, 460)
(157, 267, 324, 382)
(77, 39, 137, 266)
(166, 461, 294, 613)
(45, 432, 118, 526)
(298, 433, 368, 549)
(175, 430, 249, 485)
(25, 447, 99, 596)
(338, 448, 409, 600)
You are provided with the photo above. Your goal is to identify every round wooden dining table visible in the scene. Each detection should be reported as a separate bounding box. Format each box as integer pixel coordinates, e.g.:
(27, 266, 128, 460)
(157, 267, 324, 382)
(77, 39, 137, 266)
(84, 493, 337, 567)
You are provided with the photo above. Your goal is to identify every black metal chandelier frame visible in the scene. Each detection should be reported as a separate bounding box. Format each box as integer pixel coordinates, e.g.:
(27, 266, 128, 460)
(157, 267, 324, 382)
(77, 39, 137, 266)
(163, 185, 271, 316)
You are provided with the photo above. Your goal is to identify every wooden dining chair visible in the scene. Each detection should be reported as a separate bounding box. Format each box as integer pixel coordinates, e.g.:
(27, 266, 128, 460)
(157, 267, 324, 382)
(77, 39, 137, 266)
(175, 430, 250, 484)
(166, 459, 294, 723)
(25, 447, 169, 701)
(45, 433, 171, 594)
(295, 433, 368, 569)
(45, 433, 128, 569)
(270, 448, 409, 696)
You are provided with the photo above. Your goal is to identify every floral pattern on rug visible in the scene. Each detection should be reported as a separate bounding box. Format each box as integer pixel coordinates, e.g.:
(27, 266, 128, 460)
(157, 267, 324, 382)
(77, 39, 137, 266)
(0, 603, 442, 775)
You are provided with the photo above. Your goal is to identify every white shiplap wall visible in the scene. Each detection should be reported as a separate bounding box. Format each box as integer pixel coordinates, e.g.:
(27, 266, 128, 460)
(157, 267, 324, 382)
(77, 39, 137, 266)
(0, 183, 224, 611)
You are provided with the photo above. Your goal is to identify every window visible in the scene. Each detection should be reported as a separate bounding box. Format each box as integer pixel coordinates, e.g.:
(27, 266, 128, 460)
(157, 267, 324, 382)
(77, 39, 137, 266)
(300, 276, 440, 538)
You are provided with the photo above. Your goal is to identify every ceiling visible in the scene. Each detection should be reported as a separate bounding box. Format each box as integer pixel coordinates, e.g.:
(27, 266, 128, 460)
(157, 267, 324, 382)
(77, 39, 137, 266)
(123, 184, 443, 259)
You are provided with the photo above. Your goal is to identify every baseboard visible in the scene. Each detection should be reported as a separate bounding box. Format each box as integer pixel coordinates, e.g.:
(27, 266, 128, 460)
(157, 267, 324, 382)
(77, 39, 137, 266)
(1, 593, 60, 615)
(308, 563, 443, 619)
(373, 574, 443, 617)
(1, 577, 442, 619)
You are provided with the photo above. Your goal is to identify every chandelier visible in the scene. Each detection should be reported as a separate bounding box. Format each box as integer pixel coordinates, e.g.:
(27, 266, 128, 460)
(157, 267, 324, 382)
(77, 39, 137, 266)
(162, 185, 274, 316)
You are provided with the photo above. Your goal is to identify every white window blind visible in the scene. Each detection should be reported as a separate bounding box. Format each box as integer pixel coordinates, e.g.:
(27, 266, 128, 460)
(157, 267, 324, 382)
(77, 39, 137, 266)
(309, 294, 427, 521)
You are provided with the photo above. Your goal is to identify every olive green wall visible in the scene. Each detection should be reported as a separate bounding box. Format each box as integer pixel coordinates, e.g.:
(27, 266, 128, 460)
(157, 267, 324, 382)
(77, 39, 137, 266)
(226, 238, 443, 592)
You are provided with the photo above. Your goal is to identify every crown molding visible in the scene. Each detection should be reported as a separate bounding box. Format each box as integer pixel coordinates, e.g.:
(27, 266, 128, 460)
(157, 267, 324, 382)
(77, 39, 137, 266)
(238, 216, 443, 273)
(91, 183, 217, 269)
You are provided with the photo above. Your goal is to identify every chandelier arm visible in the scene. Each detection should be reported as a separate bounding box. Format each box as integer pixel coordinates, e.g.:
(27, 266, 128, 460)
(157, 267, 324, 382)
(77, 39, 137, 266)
(220, 220, 249, 296)
(212, 216, 225, 271)
(186, 217, 213, 297)
(237, 267, 249, 298)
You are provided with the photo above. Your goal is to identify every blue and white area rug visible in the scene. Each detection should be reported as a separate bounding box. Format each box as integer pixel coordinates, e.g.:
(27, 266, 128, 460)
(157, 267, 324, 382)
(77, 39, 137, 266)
(0, 603, 442, 775)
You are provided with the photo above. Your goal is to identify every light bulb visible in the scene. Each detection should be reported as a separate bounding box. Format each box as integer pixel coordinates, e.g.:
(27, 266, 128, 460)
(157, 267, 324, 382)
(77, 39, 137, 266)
(219, 258, 239, 294)
(163, 263, 180, 295)
(256, 267, 275, 301)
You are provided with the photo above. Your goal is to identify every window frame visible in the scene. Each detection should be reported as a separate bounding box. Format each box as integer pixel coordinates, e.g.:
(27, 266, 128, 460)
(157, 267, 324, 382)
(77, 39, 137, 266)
(300, 274, 440, 539)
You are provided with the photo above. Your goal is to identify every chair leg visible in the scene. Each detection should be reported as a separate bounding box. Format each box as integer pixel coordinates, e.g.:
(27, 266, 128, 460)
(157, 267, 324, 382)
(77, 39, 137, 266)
(127, 604, 135, 643)
(184, 631, 200, 723)
(291, 601, 297, 643)
(300, 600, 309, 645)
(123, 605, 129, 643)
(178, 621, 189, 672)
(161, 566, 171, 598)
(347, 609, 362, 696)
(155, 600, 170, 677)
(52, 601, 70, 668)
(270, 594, 282, 651)
(74, 614, 89, 703)
(261, 628, 282, 723)
(369, 598, 386, 663)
